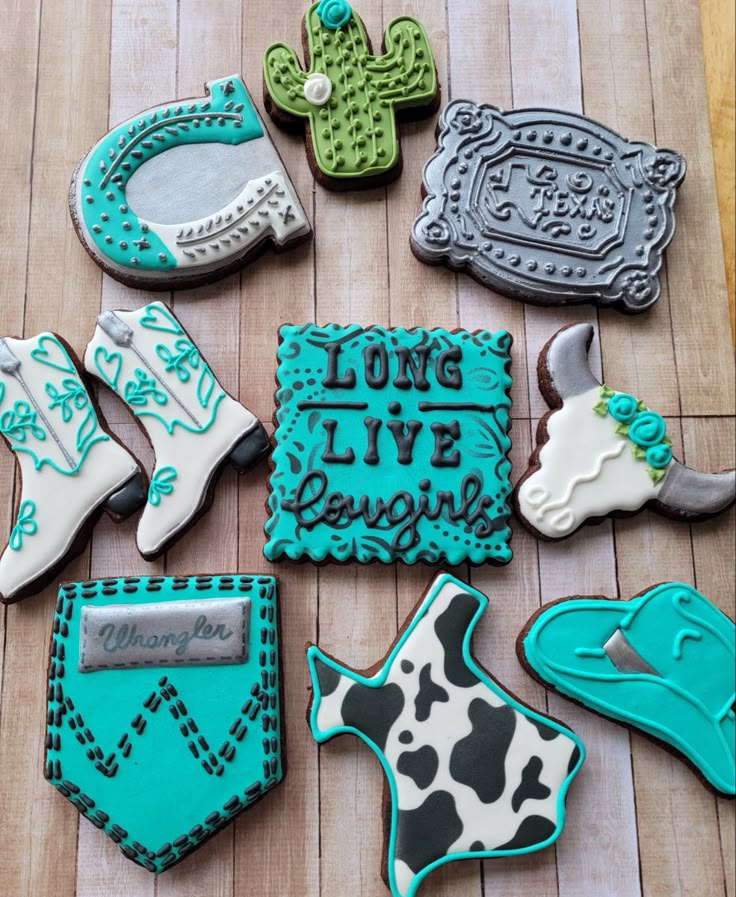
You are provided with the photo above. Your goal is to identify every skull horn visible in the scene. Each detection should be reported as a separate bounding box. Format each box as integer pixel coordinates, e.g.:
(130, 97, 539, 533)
(543, 322, 601, 401)
(657, 462, 736, 518)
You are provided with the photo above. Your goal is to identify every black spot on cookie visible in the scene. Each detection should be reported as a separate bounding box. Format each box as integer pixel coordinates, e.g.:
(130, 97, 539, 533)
(397, 746, 439, 790)
(401, 660, 414, 674)
(567, 745, 581, 775)
(434, 592, 479, 688)
(395, 791, 463, 874)
(511, 756, 551, 813)
(529, 717, 560, 741)
(470, 840, 484, 851)
(414, 663, 449, 722)
(313, 657, 341, 696)
(449, 700, 516, 802)
(340, 681, 404, 751)
(399, 730, 414, 745)
(495, 815, 556, 851)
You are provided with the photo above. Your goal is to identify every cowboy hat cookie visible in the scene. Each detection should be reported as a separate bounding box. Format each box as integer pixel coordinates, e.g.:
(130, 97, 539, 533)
(69, 76, 310, 290)
(84, 301, 269, 559)
(0, 333, 144, 604)
(519, 583, 735, 796)
(264, 324, 513, 565)
(263, 1, 439, 189)
(411, 101, 685, 313)
(307, 573, 584, 897)
(45, 574, 283, 872)
(514, 323, 735, 540)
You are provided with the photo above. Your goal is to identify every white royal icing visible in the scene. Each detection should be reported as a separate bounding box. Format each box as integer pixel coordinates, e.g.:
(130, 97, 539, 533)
(303, 73, 332, 106)
(0, 335, 139, 601)
(84, 303, 259, 558)
(517, 387, 662, 537)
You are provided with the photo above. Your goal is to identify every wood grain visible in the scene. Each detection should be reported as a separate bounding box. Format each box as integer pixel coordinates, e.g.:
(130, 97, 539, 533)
(0, 1, 733, 896)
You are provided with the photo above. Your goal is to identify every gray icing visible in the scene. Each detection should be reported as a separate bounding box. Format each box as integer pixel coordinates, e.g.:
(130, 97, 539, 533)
(603, 628, 660, 676)
(544, 323, 599, 400)
(658, 462, 736, 517)
(411, 100, 685, 313)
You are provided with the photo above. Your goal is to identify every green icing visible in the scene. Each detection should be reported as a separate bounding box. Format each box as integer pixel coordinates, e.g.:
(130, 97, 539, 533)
(265, 324, 513, 566)
(78, 77, 263, 272)
(9, 500, 37, 551)
(523, 582, 736, 796)
(263, 4, 437, 180)
(148, 466, 177, 505)
(45, 575, 283, 872)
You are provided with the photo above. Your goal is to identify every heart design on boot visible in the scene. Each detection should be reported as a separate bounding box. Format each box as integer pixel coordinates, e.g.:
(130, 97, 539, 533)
(30, 335, 76, 374)
(93, 347, 123, 392)
(139, 303, 184, 336)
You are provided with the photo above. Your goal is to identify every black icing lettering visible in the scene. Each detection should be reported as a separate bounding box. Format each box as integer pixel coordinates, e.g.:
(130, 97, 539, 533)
(430, 421, 461, 467)
(340, 681, 404, 751)
(414, 663, 449, 722)
(322, 342, 356, 389)
(449, 700, 516, 802)
(395, 791, 463, 874)
(363, 417, 381, 465)
(434, 592, 480, 687)
(495, 815, 556, 851)
(321, 420, 355, 464)
(397, 746, 439, 790)
(435, 345, 463, 388)
(386, 420, 423, 464)
(393, 345, 431, 391)
(363, 343, 389, 388)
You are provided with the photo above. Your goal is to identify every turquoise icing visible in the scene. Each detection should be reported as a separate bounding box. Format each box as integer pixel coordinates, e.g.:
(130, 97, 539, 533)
(0, 335, 108, 476)
(9, 500, 37, 550)
(45, 575, 283, 872)
(307, 573, 585, 897)
(316, 0, 352, 29)
(148, 466, 177, 505)
(264, 324, 513, 565)
(78, 76, 263, 273)
(522, 582, 736, 795)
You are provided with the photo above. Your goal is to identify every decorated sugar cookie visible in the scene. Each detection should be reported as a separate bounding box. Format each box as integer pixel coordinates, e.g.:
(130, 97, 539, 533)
(519, 583, 735, 796)
(45, 574, 282, 871)
(411, 101, 685, 312)
(307, 573, 584, 897)
(264, 324, 513, 565)
(84, 302, 270, 559)
(514, 323, 735, 539)
(0, 333, 144, 604)
(263, 2, 438, 189)
(70, 76, 310, 290)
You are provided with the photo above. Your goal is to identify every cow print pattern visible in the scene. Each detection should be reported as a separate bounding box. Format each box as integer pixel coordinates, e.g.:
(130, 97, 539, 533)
(308, 576, 583, 897)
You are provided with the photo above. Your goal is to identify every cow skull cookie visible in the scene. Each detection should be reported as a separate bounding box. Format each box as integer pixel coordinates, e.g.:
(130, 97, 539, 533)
(45, 574, 283, 871)
(0, 333, 144, 604)
(263, 1, 438, 189)
(514, 323, 735, 539)
(264, 324, 513, 565)
(85, 301, 270, 559)
(411, 100, 685, 312)
(307, 573, 584, 897)
(70, 76, 310, 290)
(519, 583, 735, 796)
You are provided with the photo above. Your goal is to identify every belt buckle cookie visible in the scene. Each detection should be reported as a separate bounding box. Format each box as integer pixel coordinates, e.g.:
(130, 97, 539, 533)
(307, 573, 584, 897)
(45, 574, 283, 872)
(69, 76, 311, 290)
(411, 100, 685, 312)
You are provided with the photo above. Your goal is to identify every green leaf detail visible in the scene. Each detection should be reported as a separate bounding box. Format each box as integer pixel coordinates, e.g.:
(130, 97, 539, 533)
(636, 399, 647, 411)
(592, 399, 608, 416)
(647, 466, 667, 485)
(599, 385, 615, 398)
(662, 435, 673, 447)
(614, 422, 630, 437)
(631, 444, 647, 460)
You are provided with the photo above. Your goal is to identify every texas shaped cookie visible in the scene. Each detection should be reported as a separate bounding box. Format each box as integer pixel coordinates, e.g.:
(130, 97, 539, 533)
(307, 573, 584, 897)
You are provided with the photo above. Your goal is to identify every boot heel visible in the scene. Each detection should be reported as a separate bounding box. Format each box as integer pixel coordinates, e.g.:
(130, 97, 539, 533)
(229, 423, 271, 473)
(103, 472, 147, 520)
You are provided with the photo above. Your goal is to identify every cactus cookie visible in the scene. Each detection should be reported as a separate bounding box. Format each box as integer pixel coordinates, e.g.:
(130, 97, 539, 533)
(263, 1, 439, 189)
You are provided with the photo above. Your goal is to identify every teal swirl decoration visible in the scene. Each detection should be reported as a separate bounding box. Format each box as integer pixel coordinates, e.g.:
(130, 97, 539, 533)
(124, 370, 168, 408)
(136, 391, 225, 436)
(45, 378, 100, 453)
(156, 339, 200, 382)
(593, 385, 673, 485)
(148, 466, 177, 506)
(9, 501, 37, 551)
(0, 401, 46, 443)
(78, 77, 263, 274)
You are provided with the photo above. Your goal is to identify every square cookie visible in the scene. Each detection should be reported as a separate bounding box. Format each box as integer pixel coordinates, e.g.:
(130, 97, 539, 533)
(265, 324, 513, 566)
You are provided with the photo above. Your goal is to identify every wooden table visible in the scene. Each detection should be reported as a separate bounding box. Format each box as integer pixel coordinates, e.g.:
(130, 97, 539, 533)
(0, 1, 733, 896)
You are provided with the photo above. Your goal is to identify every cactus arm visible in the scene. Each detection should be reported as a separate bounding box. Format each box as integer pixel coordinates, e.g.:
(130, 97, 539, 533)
(367, 17, 437, 107)
(263, 42, 312, 118)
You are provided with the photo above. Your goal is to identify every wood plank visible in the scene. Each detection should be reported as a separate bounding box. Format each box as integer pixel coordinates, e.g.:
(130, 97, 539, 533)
(578, 0, 680, 415)
(645, 0, 735, 414)
(508, 2, 641, 895)
(614, 421, 726, 897)
(237, 3, 320, 895)
(0, 0, 111, 894)
(683, 416, 736, 897)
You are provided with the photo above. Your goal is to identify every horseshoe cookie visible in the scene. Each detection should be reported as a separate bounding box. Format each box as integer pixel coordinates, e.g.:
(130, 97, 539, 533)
(69, 76, 311, 290)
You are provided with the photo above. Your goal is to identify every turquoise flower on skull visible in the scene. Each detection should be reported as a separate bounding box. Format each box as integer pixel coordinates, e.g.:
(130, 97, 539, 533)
(593, 385, 673, 485)
(316, 0, 352, 29)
